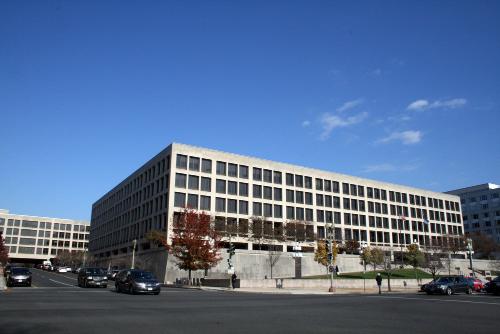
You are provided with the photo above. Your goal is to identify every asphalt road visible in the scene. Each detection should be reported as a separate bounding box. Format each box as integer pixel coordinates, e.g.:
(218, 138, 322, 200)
(1, 269, 499, 334)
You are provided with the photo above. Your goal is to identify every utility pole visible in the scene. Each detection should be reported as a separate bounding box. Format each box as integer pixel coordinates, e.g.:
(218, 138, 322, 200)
(467, 238, 474, 277)
(327, 221, 335, 293)
(131, 239, 137, 269)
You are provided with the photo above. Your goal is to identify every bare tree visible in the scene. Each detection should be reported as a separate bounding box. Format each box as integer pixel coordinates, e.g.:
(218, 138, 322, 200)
(424, 252, 444, 280)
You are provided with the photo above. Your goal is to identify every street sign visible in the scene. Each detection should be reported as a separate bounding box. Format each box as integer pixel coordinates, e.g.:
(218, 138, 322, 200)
(329, 265, 334, 272)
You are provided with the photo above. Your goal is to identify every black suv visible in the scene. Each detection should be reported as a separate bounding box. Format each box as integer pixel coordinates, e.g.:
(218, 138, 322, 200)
(115, 269, 161, 295)
(77, 267, 108, 288)
(425, 276, 472, 295)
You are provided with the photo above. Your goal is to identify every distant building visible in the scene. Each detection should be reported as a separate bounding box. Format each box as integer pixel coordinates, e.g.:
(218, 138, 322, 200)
(89, 143, 464, 281)
(447, 183, 500, 243)
(0, 209, 89, 263)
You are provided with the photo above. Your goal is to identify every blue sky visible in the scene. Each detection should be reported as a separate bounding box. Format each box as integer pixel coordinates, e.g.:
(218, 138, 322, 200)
(1, 1, 499, 220)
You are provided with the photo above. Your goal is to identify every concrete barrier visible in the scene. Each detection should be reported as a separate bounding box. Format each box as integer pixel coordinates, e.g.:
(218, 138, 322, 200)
(239, 278, 424, 289)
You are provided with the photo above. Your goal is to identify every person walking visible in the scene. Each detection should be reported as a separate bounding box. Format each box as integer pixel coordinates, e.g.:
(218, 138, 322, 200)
(231, 272, 237, 289)
(375, 273, 382, 294)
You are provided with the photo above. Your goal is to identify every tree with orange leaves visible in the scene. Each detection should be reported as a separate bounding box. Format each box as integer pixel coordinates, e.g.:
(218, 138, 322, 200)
(148, 208, 222, 282)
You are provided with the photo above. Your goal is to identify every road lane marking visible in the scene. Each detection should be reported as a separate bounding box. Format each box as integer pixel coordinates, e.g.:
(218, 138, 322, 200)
(49, 278, 76, 287)
(368, 295, 500, 306)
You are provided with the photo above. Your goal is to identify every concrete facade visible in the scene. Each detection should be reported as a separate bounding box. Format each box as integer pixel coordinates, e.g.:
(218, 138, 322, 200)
(89, 143, 464, 282)
(447, 183, 500, 243)
(0, 209, 90, 262)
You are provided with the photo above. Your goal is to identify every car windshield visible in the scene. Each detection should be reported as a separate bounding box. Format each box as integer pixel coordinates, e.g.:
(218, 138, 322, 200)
(11, 268, 30, 275)
(131, 271, 155, 280)
(85, 268, 105, 275)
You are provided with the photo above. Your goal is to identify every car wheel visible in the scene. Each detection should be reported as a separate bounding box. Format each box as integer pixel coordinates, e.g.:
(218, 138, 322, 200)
(466, 287, 472, 295)
(446, 287, 452, 296)
(84, 280, 89, 288)
(128, 285, 135, 295)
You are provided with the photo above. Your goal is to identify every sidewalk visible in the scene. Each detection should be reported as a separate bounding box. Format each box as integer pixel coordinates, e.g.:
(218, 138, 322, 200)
(167, 284, 418, 295)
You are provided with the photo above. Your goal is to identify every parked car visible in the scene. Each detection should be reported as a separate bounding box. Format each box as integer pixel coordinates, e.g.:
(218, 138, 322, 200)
(115, 269, 161, 295)
(484, 276, 500, 295)
(424, 276, 472, 295)
(57, 267, 71, 273)
(6, 267, 32, 287)
(466, 277, 484, 292)
(420, 280, 435, 292)
(77, 268, 108, 288)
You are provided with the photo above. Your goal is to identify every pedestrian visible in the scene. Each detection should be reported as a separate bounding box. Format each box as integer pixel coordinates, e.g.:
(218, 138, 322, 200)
(231, 272, 237, 289)
(376, 273, 382, 294)
(335, 265, 339, 275)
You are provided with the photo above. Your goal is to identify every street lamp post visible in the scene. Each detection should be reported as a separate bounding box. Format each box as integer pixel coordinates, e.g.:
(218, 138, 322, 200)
(327, 221, 335, 293)
(398, 216, 406, 268)
(131, 239, 137, 269)
(467, 238, 474, 277)
(359, 241, 368, 293)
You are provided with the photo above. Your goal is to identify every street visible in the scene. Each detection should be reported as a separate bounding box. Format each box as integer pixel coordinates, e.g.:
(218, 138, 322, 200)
(0, 269, 499, 334)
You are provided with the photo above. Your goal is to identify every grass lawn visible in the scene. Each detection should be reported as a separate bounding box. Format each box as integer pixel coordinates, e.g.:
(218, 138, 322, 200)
(303, 268, 433, 280)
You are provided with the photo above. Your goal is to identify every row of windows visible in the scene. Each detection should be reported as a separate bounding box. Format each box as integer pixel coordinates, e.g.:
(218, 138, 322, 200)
(0, 219, 89, 232)
(462, 193, 500, 204)
(0, 227, 89, 240)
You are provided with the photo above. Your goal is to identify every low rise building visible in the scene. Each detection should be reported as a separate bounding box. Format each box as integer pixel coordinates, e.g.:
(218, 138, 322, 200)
(89, 143, 464, 281)
(0, 209, 89, 263)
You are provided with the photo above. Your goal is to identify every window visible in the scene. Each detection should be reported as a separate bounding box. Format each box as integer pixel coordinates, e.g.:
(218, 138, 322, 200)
(216, 161, 226, 175)
(239, 201, 248, 214)
(317, 210, 325, 222)
(296, 191, 304, 204)
(21, 220, 38, 229)
(350, 184, 357, 196)
(174, 193, 185, 207)
(358, 186, 364, 197)
(274, 205, 282, 218)
(324, 180, 331, 192)
(228, 181, 237, 195)
(187, 194, 198, 209)
(263, 169, 272, 183)
(273, 171, 282, 184)
(305, 209, 313, 221)
(216, 198, 226, 212)
(332, 181, 340, 193)
(286, 190, 294, 202)
(228, 163, 238, 177)
(296, 208, 304, 220)
(333, 196, 340, 208)
(200, 177, 211, 192)
(176, 154, 187, 169)
(325, 195, 333, 207)
(253, 168, 262, 181)
(239, 183, 248, 196)
(305, 192, 313, 205)
(316, 194, 324, 206)
(286, 206, 295, 219)
(175, 173, 187, 188)
(264, 203, 272, 217)
(216, 179, 226, 194)
(189, 157, 200, 171)
(343, 183, 350, 195)
(253, 185, 262, 198)
(227, 199, 237, 213)
(201, 159, 212, 173)
(200, 196, 211, 211)
(253, 202, 262, 216)
(316, 178, 323, 191)
(286, 173, 294, 186)
(188, 175, 199, 190)
(295, 175, 303, 188)
(304, 176, 312, 189)
(263, 186, 273, 200)
(239, 165, 248, 179)
(274, 188, 282, 201)
(343, 198, 350, 210)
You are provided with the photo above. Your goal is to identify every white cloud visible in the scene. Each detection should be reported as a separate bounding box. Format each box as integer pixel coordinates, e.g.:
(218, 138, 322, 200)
(320, 112, 368, 140)
(376, 130, 422, 145)
(407, 98, 467, 111)
(371, 68, 382, 76)
(407, 99, 429, 111)
(301, 120, 311, 127)
(336, 99, 363, 113)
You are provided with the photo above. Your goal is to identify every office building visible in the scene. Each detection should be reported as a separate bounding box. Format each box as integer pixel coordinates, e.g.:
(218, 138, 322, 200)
(447, 183, 500, 243)
(90, 143, 463, 280)
(0, 209, 90, 263)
